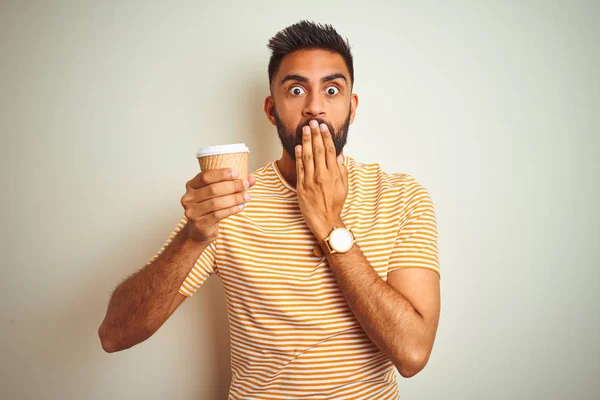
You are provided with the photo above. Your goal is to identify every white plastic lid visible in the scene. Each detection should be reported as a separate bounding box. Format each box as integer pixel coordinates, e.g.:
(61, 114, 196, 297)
(196, 143, 249, 158)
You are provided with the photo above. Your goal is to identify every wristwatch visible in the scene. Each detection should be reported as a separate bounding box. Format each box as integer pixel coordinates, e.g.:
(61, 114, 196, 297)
(323, 227, 356, 255)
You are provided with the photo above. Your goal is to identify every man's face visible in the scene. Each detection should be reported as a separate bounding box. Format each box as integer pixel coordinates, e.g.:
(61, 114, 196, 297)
(265, 49, 358, 161)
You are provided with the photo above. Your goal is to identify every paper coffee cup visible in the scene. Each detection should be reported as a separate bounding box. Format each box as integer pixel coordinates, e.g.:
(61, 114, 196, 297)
(196, 143, 250, 178)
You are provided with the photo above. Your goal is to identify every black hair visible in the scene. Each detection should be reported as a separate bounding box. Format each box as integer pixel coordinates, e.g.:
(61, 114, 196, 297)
(267, 20, 354, 89)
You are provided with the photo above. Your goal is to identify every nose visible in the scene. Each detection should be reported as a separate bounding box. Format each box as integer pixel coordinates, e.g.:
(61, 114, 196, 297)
(302, 92, 326, 119)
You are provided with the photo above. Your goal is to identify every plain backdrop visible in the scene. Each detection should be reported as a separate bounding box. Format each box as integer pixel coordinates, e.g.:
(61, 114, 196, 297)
(1, 1, 599, 399)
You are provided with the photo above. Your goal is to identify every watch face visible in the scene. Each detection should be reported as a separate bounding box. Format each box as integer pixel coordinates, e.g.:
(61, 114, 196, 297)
(330, 228, 353, 252)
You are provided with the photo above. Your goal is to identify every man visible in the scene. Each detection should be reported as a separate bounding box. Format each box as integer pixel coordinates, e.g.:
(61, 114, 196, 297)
(99, 20, 440, 399)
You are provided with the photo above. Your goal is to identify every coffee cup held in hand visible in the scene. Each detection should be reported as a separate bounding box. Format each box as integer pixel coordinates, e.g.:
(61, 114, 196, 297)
(196, 143, 249, 178)
(183, 143, 251, 245)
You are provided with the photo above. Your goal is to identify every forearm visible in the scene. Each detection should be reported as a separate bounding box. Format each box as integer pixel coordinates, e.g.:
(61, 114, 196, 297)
(99, 225, 207, 352)
(322, 239, 429, 377)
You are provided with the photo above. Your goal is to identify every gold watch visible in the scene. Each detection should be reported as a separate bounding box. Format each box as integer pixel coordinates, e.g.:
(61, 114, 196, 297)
(323, 227, 356, 255)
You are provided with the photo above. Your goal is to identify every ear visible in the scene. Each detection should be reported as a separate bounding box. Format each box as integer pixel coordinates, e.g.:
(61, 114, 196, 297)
(264, 96, 277, 126)
(349, 93, 359, 124)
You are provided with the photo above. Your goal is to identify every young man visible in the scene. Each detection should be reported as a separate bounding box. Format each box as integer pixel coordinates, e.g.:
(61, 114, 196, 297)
(99, 20, 441, 399)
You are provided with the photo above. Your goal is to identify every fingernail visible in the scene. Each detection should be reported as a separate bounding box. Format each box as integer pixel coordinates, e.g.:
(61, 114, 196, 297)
(309, 120, 318, 129)
(303, 126, 311, 135)
(243, 179, 249, 189)
(231, 170, 239, 178)
(320, 123, 327, 132)
(338, 155, 344, 164)
(244, 193, 251, 201)
(238, 204, 245, 210)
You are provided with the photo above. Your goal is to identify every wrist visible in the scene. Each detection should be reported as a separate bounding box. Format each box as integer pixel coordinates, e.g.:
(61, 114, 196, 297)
(182, 224, 215, 251)
(315, 218, 347, 244)
(180, 236, 212, 260)
(319, 224, 356, 256)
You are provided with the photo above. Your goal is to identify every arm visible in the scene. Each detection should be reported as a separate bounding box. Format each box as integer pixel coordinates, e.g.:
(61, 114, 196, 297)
(98, 224, 207, 353)
(98, 168, 256, 353)
(316, 220, 440, 378)
(294, 120, 440, 378)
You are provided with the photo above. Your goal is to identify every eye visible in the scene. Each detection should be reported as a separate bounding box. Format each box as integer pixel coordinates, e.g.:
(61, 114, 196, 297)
(326, 86, 340, 96)
(289, 86, 306, 96)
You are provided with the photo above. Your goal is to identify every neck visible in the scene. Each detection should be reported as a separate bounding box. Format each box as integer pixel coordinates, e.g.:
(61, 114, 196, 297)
(276, 150, 345, 189)
(276, 151, 297, 188)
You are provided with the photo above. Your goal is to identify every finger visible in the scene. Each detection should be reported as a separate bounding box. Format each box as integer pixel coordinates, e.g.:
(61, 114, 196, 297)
(198, 203, 247, 226)
(319, 123, 337, 169)
(193, 178, 249, 202)
(338, 154, 348, 189)
(182, 176, 254, 211)
(188, 191, 250, 219)
(309, 120, 327, 174)
(187, 168, 239, 190)
(301, 125, 314, 180)
(295, 145, 304, 189)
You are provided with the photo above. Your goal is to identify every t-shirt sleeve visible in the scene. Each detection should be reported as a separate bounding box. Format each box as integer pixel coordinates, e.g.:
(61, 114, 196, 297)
(146, 216, 217, 298)
(387, 176, 440, 277)
(178, 238, 217, 297)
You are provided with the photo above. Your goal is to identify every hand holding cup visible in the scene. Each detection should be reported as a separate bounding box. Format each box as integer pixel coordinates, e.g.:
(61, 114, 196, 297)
(181, 143, 253, 244)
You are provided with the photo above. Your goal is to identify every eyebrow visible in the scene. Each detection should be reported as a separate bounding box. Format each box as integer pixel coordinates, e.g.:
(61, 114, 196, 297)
(280, 73, 348, 86)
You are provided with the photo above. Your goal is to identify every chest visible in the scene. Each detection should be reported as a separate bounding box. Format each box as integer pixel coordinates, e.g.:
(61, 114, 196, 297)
(216, 196, 398, 291)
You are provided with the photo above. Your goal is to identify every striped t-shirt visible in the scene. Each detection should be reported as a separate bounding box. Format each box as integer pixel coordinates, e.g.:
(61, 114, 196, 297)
(149, 155, 440, 399)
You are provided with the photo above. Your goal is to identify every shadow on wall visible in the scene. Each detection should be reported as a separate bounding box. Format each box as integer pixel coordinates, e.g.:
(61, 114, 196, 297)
(185, 276, 233, 399)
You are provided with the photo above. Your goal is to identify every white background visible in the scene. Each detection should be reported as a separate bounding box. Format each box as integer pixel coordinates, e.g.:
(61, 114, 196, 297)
(1, 1, 598, 399)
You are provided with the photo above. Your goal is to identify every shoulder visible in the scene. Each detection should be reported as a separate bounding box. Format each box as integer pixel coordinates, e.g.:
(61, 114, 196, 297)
(347, 156, 435, 213)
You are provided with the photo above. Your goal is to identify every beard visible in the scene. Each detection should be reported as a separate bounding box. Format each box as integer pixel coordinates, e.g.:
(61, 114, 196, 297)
(274, 107, 351, 162)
